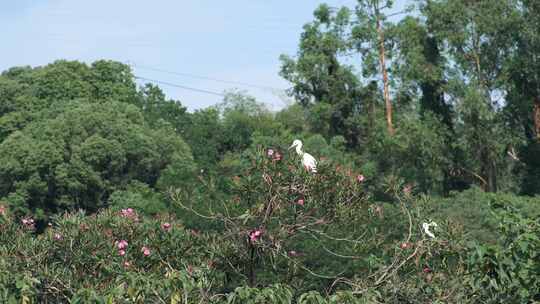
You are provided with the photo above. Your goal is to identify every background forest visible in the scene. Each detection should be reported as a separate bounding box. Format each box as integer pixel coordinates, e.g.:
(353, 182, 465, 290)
(0, 0, 539, 303)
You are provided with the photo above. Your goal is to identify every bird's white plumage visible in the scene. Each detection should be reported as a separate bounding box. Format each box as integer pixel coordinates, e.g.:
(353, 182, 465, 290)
(289, 139, 317, 173)
(422, 221, 437, 239)
(302, 153, 317, 173)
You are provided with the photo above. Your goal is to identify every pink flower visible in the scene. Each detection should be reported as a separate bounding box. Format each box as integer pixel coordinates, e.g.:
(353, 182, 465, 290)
(119, 250, 126, 256)
(21, 217, 35, 229)
(0, 205, 6, 216)
(53, 233, 63, 241)
(120, 208, 138, 220)
(141, 246, 151, 256)
(423, 266, 432, 273)
(356, 174, 365, 183)
(273, 152, 282, 161)
(267, 149, 274, 157)
(288, 250, 298, 257)
(162, 222, 172, 231)
(403, 184, 413, 195)
(21, 218, 33, 225)
(116, 240, 128, 250)
(123, 261, 131, 267)
(296, 199, 305, 206)
(249, 229, 263, 242)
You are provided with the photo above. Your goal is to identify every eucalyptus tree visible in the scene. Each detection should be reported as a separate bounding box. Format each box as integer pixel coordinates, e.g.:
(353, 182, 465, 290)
(505, 0, 540, 194)
(392, 16, 452, 129)
(351, 0, 401, 135)
(280, 4, 364, 146)
(422, 0, 522, 192)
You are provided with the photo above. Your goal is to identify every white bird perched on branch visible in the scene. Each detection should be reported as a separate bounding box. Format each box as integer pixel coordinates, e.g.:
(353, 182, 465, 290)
(422, 221, 438, 239)
(289, 139, 317, 173)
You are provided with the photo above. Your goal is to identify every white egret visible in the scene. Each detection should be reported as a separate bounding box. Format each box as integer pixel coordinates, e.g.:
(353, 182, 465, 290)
(422, 221, 438, 239)
(289, 139, 317, 173)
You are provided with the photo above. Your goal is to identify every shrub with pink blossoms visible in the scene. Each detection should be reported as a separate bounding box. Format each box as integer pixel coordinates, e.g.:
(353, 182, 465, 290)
(248, 229, 263, 242)
(119, 208, 139, 221)
(116, 240, 128, 250)
(162, 222, 172, 231)
(21, 217, 35, 230)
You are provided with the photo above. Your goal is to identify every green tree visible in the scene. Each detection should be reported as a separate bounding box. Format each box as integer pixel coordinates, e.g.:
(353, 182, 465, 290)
(0, 102, 194, 219)
(135, 83, 189, 132)
(219, 91, 279, 153)
(504, 0, 540, 194)
(422, 0, 522, 192)
(0, 60, 139, 142)
(280, 4, 363, 146)
(181, 108, 223, 169)
(351, 0, 401, 135)
(392, 16, 452, 130)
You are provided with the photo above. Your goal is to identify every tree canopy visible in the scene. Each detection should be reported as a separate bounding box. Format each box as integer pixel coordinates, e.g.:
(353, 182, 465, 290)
(0, 1, 540, 301)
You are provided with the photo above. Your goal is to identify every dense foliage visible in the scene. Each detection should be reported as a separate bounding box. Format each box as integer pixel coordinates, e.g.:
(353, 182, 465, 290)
(1, 153, 538, 302)
(1, 0, 540, 302)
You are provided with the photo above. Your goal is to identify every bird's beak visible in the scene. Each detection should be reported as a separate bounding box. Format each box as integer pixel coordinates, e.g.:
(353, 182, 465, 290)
(288, 144, 295, 150)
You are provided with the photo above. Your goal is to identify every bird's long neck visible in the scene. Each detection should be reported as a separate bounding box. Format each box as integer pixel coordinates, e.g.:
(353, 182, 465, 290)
(295, 145, 304, 157)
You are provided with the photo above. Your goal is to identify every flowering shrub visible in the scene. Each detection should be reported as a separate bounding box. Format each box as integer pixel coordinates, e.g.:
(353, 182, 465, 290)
(0, 148, 538, 302)
(0, 208, 223, 303)
(170, 146, 475, 300)
(172, 146, 376, 288)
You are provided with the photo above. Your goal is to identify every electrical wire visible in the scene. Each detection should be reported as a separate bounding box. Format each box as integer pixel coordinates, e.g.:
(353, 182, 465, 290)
(130, 62, 285, 92)
(134, 76, 226, 97)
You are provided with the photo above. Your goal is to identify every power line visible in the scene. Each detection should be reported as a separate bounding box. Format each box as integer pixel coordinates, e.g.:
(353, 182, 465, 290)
(129, 62, 285, 92)
(134, 76, 226, 97)
(134, 75, 289, 111)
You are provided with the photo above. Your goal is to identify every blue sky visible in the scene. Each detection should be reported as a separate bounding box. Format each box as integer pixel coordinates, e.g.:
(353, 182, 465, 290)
(1, 0, 407, 111)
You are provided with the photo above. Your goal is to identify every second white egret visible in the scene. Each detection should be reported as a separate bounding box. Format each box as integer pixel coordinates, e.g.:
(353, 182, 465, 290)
(289, 139, 317, 173)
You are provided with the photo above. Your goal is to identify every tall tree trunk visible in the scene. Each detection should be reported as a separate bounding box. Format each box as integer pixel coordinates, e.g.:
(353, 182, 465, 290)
(376, 14, 394, 135)
(534, 96, 540, 140)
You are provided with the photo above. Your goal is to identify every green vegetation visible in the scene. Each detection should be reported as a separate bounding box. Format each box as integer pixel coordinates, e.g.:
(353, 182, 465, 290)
(1, 0, 540, 302)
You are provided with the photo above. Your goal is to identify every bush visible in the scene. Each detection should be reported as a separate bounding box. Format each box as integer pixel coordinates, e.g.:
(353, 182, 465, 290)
(1, 148, 538, 302)
(467, 206, 540, 302)
(171, 146, 474, 301)
(425, 187, 540, 243)
(0, 208, 222, 303)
